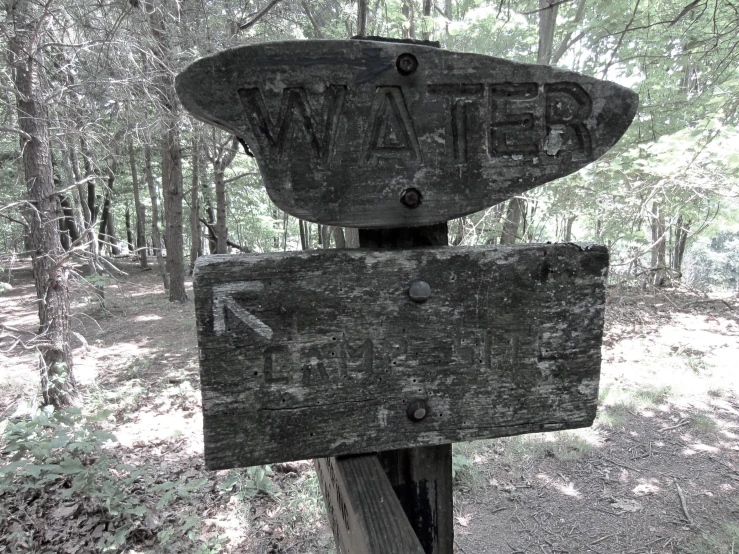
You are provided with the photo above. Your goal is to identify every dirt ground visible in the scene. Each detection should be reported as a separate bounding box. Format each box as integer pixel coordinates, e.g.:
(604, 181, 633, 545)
(1, 258, 738, 554)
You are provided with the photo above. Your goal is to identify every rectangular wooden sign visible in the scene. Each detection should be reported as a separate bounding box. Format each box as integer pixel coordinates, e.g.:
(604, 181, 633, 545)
(193, 243, 608, 469)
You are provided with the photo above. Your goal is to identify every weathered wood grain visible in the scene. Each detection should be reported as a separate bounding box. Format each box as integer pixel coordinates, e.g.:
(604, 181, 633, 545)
(362, 218, 454, 554)
(315, 455, 426, 554)
(176, 39, 638, 228)
(193, 243, 608, 469)
(377, 446, 453, 554)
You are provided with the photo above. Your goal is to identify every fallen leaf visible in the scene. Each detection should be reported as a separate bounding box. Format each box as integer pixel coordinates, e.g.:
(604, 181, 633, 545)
(610, 498, 643, 512)
(52, 503, 79, 519)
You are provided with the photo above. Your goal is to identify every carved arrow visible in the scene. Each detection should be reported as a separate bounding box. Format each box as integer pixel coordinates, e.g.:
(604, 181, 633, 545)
(212, 281, 273, 340)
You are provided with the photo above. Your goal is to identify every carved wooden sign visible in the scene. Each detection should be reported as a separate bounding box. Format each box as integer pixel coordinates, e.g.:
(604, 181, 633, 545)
(176, 39, 638, 228)
(194, 243, 608, 469)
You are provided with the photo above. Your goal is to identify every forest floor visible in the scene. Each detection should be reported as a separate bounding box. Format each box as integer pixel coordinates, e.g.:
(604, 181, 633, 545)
(1, 257, 738, 554)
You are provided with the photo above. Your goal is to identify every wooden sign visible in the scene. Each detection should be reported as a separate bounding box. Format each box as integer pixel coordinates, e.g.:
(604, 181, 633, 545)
(315, 455, 426, 554)
(176, 39, 638, 228)
(194, 243, 608, 470)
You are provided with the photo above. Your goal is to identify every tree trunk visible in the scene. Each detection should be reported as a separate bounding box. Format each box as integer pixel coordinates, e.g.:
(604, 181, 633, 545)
(422, 0, 432, 40)
(78, 136, 99, 264)
(190, 135, 201, 272)
(452, 217, 465, 246)
(60, 196, 80, 247)
(402, 0, 415, 39)
(163, 125, 187, 301)
(651, 202, 666, 286)
(345, 228, 360, 248)
(206, 203, 218, 253)
(500, 198, 524, 245)
(206, 134, 238, 255)
(299, 219, 308, 250)
(537, 0, 559, 66)
(129, 139, 148, 268)
(8, 0, 78, 408)
(145, 142, 168, 290)
(673, 215, 690, 277)
(214, 168, 228, 253)
(125, 204, 135, 252)
(334, 226, 346, 249)
(564, 215, 576, 242)
(321, 225, 331, 249)
(357, 0, 367, 37)
(143, 0, 185, 301)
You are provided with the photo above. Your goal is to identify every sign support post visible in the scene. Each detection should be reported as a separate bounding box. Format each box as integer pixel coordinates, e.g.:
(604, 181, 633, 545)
(358, 222, 454, 554)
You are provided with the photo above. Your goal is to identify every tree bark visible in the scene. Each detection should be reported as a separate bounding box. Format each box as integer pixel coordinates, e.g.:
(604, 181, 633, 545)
(673, 215, 690, 277)
(499, 0, 559, 246)
(143, 0, 185, 301)
(206, 203, 218, 253)
(357, 0, 368, 37)
(60, 196, 80, 247)
(206, 134, 238, 255)
(537, 0, 560, 66)
(651, 202, 666, 286)
(402, 0, 415, 39)
(334, 226, 346, 249)
(129, 139, 148, 268)
(163, 125, 187, 301)
(345, 228, 360, 248)
(8, 0, 78, 408)
(190, 135, 202, 273)
(422, 0, 432, 40)
(125, 204, 135, 252)
(500, 198, 524, 245)
(299, 219, 308, 250)
(97, 180, 120, 256)
(564, 215, 576, 241)
(452, 217, 465, 246)
(145, 142, 168, 290)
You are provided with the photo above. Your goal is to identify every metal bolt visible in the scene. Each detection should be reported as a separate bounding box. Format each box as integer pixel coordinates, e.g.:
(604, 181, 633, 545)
(400, 187, 422, 209)
(396, 53, 418, 75)
(407, 399, 428, 422)
(409, 280, 431, 303)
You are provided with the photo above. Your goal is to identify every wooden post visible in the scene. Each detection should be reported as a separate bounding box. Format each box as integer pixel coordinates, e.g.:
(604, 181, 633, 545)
(359, 223, 454, 554)
(315, 455, 425, 554)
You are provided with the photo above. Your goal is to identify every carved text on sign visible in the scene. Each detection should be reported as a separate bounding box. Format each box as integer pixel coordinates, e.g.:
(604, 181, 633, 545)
(194, 245, 608, 469)
(176, 40, 638, 227)
(237, 82, 593, 166)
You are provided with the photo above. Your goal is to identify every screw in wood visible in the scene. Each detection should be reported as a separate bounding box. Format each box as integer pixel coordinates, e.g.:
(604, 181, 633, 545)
(396, 53, 418, 75)
(400, 187, 422, 209)
(407, 399, 428, 422)
(408, 280, 431, 303)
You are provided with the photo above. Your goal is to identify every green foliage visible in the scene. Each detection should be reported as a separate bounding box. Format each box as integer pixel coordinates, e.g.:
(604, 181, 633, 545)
(0, 406, 150, 551)
(683, 522, 739, 554)
(684, 234, 739, 291)
(216, 465, 274, 500)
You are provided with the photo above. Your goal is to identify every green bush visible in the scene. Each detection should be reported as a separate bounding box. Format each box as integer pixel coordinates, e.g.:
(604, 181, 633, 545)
(0, 406, 150, 551)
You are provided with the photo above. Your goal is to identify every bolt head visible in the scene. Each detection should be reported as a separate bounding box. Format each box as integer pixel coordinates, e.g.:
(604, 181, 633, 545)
(396, 53, 419, 75)
(407, 399, 428, 422)
(400, 187, 422, 209)
(409, 281, 431, 303)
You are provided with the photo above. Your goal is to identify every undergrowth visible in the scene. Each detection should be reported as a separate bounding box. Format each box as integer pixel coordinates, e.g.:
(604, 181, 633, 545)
(0, 405, 275, 553)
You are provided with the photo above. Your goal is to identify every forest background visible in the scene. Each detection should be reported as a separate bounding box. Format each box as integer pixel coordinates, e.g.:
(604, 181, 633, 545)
(0, 0, 738, 552)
